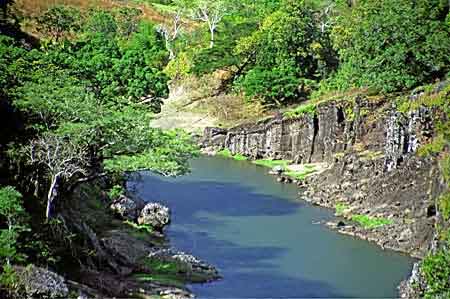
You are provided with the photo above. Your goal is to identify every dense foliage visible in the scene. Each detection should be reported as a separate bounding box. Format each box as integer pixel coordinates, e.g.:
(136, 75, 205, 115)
(327, 0, 450, 93)
(234, 0, 337, 104)
(160, 0, 449, 105)
(0, 5, 198, 283)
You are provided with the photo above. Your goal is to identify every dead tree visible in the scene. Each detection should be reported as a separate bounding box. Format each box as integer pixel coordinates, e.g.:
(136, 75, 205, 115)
(28, 135, 90, 219)
(157, 9, 183, 60)
(191, 0, 228, 48)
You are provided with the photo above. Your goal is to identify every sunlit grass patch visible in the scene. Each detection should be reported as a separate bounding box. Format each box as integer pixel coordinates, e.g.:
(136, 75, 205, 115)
(351, 214, 393, 229)
(335, 203, 349, 216)
(252, 159, 291, 169)
(217, 149, 247, 161)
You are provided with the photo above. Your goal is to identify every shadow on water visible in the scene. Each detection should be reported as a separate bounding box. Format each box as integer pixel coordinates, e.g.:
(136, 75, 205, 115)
(129, 156, 414, 298)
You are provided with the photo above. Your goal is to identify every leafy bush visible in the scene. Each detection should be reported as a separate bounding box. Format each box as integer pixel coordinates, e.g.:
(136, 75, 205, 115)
(0, 187, 27, 266)
(108, 185, 125, 201)
(164, 51, 192, 80)
(422, 248, 450, 298)
(36, 5, 82, 40)
(235, 62, 301, 106)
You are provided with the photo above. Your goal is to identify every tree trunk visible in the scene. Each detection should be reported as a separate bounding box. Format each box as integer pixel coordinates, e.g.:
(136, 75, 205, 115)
(46, 172, 63, 219)
(209, 27, 215, 48)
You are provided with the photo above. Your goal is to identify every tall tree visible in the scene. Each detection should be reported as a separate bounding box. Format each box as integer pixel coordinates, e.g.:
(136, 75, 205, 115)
(190, 0, 229, 48)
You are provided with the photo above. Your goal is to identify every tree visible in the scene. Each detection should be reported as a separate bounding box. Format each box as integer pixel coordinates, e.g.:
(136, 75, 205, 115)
(113, 7, 142, 37)
(190, 0, 229, 48)
(329, 0, 450, 92)
(156, 5, 183, 60)
(27, 135, 89, 219)
(36, 6, 81, 41)
(234, 0, 337, 104)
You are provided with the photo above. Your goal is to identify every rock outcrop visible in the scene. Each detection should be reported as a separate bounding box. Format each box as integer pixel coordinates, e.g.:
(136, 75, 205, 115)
(110, 195, 140, 221)
(148, 248, 221, 282)
(138, 202, 171, 231)
(55, 180, 218, 299)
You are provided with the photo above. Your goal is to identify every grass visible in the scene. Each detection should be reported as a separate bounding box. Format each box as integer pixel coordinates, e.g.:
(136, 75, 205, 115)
(216, 149, 248, 161)
(233, 153, 248, 161)
(133, 273, 185, 288)
(284, 165, 317, 180)
(217, 149, 233, 158)
(351, 214, 393, 229)
(283, 103, 317, 119)
(335, 203, 349, 216)
(124, 220, 153, 234)
(252, 159, 291, 169)
(358, 150, 385, 161)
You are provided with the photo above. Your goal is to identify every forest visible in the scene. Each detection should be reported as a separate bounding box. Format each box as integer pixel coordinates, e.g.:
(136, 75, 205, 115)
(0, 0, 449, 298)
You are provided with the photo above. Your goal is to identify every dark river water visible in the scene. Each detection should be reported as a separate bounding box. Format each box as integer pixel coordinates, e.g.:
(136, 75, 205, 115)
(130, 156, 415, 298)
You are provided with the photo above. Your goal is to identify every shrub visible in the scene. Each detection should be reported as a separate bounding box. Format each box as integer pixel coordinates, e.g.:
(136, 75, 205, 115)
(108, 185, 124, 201)
(422, 248, 450, 298)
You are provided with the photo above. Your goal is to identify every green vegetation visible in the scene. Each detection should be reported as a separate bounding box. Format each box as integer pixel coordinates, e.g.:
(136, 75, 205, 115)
(0, 187, 27, 294)
(233, 154, 248, 161)
(124, 220, 154, 234)
(154, 0, 448, 108)
(285, 165, 317, 180)
(253, 159, 317, 180)
(325, 0, 450, 94)
(335, 203, 349, 216)
(283, 103, 317, 119)
(217, 149, 248, 161)
(0, 187, 27, 266)
(351, 214, 393, 229)
(0, 3, 199, 292)
(253, 159, 291, 169)
(133, 273, 185, 288)
(108, 185, 125, 201)
(438, 192, 450, 221)
(234, 0, 336, 105)
(422, 244, 450, 298)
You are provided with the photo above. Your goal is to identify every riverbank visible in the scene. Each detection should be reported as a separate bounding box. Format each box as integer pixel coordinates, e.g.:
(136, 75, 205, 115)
(200, 83, 449, 297)
(130, 156, 415, 298)
(9, 178, 220, 299)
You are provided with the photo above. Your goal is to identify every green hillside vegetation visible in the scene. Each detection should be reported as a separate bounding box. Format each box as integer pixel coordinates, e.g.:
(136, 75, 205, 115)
(0, 0, 449, 297)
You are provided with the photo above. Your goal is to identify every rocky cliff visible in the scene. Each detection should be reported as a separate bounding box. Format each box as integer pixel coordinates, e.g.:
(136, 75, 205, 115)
(202, 87, 448, 259)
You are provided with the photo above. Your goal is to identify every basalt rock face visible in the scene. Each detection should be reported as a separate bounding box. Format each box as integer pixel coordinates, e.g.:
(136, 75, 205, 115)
(202, 93, 443, 257)
(202, 96, 390, 163)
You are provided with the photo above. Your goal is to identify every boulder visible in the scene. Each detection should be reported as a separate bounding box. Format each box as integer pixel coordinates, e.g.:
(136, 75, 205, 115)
(147, 248, 220, 283)
(110, 195, 139, 221)
(269, 165, 284, 175)
(15, 265, 69, 299)
(138, 202, 170, 231)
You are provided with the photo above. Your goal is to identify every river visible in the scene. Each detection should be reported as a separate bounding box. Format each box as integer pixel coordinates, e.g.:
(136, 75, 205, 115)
(130, 156, 415, 298)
